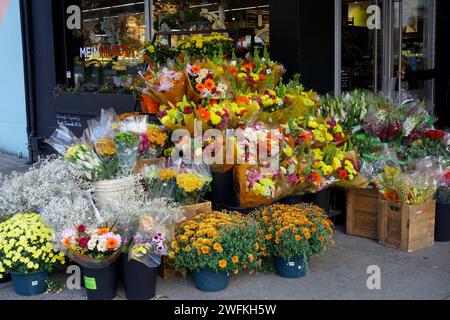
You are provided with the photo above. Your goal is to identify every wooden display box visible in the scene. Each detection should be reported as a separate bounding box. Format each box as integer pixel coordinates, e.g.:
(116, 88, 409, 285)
(346, 187, 379, 240)
(182, 201, 213, 220)
(159, 201, 213, 280)
(378, 198, 436, 252)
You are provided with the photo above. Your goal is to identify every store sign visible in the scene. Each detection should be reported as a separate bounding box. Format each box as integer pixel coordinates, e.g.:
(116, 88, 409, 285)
(79, 45, 131, 59)
(57, 113, 82, 128)
(66, 5, 81, 30)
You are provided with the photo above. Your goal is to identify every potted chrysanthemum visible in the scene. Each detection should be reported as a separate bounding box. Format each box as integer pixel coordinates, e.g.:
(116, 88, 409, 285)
(59, 224, 122, 300)
(256, 203, 334, 278)
(169, 212, 261, 292)
(0, 214, 65, 296)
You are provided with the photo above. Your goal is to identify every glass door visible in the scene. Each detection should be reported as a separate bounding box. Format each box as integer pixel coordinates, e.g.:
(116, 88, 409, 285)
(337, 0, 436, 112)
(339, 0, 385, 94)
(393, 0, 436, 109)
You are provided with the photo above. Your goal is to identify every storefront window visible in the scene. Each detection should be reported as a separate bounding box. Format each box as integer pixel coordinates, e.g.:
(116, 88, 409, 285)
(152, 1, 270, 46)
(58, 0, 148, 90)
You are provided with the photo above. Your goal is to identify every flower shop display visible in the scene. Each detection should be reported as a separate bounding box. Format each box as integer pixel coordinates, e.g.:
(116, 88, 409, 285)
(255, 204, 334, 278)
(0, 214, 65, 296)
(435, 170, 450, 242)
(169, 212, 261, 292)
(60, 224, 122, 300)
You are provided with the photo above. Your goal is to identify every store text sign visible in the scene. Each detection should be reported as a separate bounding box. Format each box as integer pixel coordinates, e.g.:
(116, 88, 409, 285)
(79, 45, 131, 59)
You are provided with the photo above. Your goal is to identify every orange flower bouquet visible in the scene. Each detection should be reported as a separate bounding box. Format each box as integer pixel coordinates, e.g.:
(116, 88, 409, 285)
(186, 63, 229, 102)
(169, 212, 261, 291)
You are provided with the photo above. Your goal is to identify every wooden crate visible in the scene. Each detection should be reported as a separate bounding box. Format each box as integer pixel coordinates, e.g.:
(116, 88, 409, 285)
(378, 198, 436, 252)
(346, 187, 380, 240)
(182, 201, 213, 220)
(159, 257, 183, 280)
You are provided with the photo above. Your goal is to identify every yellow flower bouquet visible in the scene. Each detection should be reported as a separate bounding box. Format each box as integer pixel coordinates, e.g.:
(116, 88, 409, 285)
(0, 214, 65, 280)
(174, 172, 212, 205)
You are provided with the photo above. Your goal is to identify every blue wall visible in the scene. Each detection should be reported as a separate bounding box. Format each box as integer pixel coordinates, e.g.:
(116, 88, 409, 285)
(0, 0, 28, 158)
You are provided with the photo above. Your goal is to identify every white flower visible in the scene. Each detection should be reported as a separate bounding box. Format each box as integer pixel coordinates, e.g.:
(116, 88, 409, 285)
(87, 239, 97, 251)
(160, 39, 169, 46)
(231, 61, 237, 66)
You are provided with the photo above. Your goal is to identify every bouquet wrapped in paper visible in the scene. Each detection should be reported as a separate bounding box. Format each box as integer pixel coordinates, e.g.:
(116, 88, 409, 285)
(143, 67, 188, 105)
(157, 96, 196, 134)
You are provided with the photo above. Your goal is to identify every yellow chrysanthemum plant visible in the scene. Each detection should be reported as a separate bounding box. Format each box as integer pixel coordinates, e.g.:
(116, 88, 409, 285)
(169, 212, 261, 276)
(255, 204, 334, 277)
(0, 214, 65, 280)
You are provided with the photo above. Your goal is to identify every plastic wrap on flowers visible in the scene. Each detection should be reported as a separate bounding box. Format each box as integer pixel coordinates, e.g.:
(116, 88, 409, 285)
(332, 151, 369, 189)
(157, 97, 196, 134)
(115, 115, 149, 175)
(174, 163, 213, 205)
(144, 69, 187, 105)
(86, 109, 119, 179)
(128, 209, 184, 268)
(234, 164, 284, 208)
(46, 125, 105, 181)
(142, 161, 176, 200)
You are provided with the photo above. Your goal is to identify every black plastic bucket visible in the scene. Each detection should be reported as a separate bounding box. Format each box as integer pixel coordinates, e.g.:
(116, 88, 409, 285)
(82, 264, 117, 300)
(210, 171, 236, 209)
(435, 203, 450, 242)
(122, 258, 157, 300)
(279, 195, 304, 205)
(313, 189, 331, 213)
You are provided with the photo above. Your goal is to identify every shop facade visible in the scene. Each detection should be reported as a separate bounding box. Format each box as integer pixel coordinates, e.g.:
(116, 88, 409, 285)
(3, 0, 449, 160)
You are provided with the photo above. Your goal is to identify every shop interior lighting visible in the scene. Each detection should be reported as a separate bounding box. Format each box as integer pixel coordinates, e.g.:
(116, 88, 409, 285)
(82, 2, 145, 13)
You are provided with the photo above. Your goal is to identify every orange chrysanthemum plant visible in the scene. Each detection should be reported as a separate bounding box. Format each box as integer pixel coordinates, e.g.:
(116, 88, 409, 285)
(256, 204, 335, 265)
(168, 212, 261, 275)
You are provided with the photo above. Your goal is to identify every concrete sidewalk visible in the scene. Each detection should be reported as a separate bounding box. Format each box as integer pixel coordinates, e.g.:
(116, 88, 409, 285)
(1, 152, 449, 300)
(0, 152, 30, 175)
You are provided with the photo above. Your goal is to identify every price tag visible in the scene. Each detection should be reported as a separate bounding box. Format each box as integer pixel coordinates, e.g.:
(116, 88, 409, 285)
(84, 277, 97, 290)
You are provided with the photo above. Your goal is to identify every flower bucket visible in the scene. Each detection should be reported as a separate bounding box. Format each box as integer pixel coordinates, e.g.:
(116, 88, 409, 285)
(122, 258, 157, 300)
(275, 257, 308, 279)
(193, 270, 230, 292)
(82, 263, 117, 300)
(93, 177, 135, 209)
(435, 203, 450, 242)
(11, 271, 48, 296)
(313, 189, 331, 213)
(279, 195, 304, 205)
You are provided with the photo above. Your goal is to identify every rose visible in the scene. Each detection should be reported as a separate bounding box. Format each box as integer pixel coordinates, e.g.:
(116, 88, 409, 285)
(425, 130, 445, 140)
(78, 237, 90, 249)
(77, 225, 87, 233)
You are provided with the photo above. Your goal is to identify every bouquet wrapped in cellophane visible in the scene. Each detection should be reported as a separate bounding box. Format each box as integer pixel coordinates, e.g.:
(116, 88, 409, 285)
(46, 125, 105, 181)
(127, 201, 184, 268)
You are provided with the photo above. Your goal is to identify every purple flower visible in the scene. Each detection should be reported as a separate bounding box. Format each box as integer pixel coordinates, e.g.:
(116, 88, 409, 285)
(139, 133, 151, 153)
